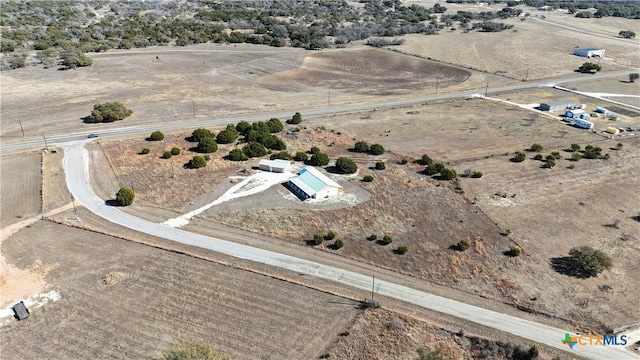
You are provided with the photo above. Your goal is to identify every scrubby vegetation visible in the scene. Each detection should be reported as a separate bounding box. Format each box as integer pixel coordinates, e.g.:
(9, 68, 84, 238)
(85, 102, 133, 123)
(149, 131, 165, 141)
(162, 343, 231, 360)
(335, 157, 358, 174)
(115, 187, 134, 206)
(552, 246, 613, 278)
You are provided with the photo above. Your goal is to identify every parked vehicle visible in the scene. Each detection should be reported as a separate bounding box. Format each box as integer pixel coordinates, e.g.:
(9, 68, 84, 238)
(88, 133, 99, 138)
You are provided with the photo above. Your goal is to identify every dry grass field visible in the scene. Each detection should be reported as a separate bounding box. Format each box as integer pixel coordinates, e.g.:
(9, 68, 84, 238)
(0, 151, 42, 228)
(0, 221, 360, 360)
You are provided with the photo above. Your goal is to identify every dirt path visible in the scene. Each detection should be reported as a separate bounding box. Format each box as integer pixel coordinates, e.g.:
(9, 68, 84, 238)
(0, 203, 73, 307)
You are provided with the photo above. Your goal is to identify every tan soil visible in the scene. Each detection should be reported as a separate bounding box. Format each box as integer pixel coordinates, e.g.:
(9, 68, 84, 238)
(0, 151, 42, 228)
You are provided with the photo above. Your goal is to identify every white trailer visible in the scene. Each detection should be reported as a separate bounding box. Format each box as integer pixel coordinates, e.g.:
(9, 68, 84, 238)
(573, 119, 594, 129)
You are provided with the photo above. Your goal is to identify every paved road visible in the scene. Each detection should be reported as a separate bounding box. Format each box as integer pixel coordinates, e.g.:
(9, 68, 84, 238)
(61, 141, 637, 360)
(2, 69, 636, 154)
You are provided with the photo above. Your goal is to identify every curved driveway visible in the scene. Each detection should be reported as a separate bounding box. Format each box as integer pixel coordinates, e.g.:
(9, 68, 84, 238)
(62, 141, 637, 360)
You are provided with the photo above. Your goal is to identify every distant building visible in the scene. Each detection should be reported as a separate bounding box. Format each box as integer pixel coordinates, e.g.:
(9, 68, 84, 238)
(13, 301, 29, 320)
(258, 159, 291, 173)
(539, 100, 575, 112)
(573, 48, 605, 58)
(564, 109, 590, 120)
(287, 167, 343, 200)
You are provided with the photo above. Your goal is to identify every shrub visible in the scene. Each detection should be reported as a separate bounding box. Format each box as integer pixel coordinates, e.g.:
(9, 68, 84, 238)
(471, 171, 483, 178)
(583, 145, 602, 159)
(186, 155, 207, 169)
(440, 168, 457, 180)
(579, 62, 601, 73)
(571, 143, 581, 152)
(381, 234, 393, 245)
(528, 345, 539, 359)
(550, 151, 561, 159)
(369, 143, 385, 155)
(511, 152, 526, 162)
(417, 348, 446, 360)
(528, 143, 543, 152)
(141, 148, 150, 154)
(235, 121, 252, 135)
(331, 239, 344, 250)
(310, 146, 321, 155)
(227, 148, 248, 161)
(353, 141, 369, 153)
(375, 161, 386, 170)
(115, 187, 134, 206)
(162, 151, 172, 159)
(267, 117, 283, 133)
(395, 245, 408, 255)
(197, 137, 218, 153)
(542, 158, 556, 168)
(401, 157, 408, 164)
(287, 112, 302, 124)
(203, 154, 211, 161)
(568, 246, 613, 278)
(171, 147, 181, 155)
(629, 73, 640, 82)
(533, 153, 543, 161)
(505, 246, 521, 257)
(335, 157, 358, 174)
(85, 102, 133, 123)
(242, 142, 267, 158)
(363, 175, 374, 182)
(454, 239, 470, 251)
(216, 129, 238, 144)
(368, 234, 377, 241)
(325, 231, 336, 240)
(616, 142, 623, 150)
(313, 233, 324, 245)
(150, 131, 165, 141)
(418, 154, 433, 166)
(293, 151, 308, 161)
(571, 153, 582, 161)
(310, 152, 330, 166)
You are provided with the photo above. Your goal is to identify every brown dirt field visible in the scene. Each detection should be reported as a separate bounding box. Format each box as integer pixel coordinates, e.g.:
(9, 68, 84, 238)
(42, 147, 71, 212)
(259, 47, 470, 95)
(0, 151, 42, 227)
(1, 221, 360, 360)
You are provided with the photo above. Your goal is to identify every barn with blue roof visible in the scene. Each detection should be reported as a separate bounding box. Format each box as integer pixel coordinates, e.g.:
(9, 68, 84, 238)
(287, 167, 343, 200)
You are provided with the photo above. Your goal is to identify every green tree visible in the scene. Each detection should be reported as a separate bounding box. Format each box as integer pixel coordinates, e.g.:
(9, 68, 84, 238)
(471, 171, 483, 178)
(381, 234, 393, 245)
(454, 239, 470, 251)
(363, 175, 374, 182)
(293, 151, 308, 162)
(216, 129, 238, 144)
(583, 145, 602, 159)
(197, 137, 218, 153)
(162, 343, 231, 360)
(505, 246, 521, 257)
(325, 231, 336, 240)
(242, 142, 267, 158)
(226, 148, 248, 161)
(141, 148, 150, 154)
(395, 245, 408, 255)
(287, 112, 302, 124)
(418, 154, 433, 166)
(162, 151, 172, 159)
(191, 128, 214, 143)
(235, 121, 252, 135)
(171, 147, 181, 155)
(629, 73, 640, 83)
(375, 161, 386, 170)
(313, 233, 324, 245)
(85, 102, 133, 123)
(578, 62, 602, 73)
(186, 156, 207, 169)
(568, 246, 613, 278)
(353, 141, 369, 153)
(440, 168, 457, 180)
(335, 157, 358, 174)
(115, 187, 134, 206)
(331, 239, 344, 250)
(619, 30, 636, 39)
(310, 152, 330, 166)
(269, 151, 291, 160)
(267, 118, 284, 133)
(369, 143, 385, 155)
(150, 131, 165, 141)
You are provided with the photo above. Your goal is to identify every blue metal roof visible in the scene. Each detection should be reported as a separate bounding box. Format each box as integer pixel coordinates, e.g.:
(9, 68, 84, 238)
(296, 169, 327, 192)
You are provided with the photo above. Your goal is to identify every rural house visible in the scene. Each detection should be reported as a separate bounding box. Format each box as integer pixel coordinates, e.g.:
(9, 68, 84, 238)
(573, 48, 605, 58)
(287, 167, 343, 200)
(258, 159, 291, 173)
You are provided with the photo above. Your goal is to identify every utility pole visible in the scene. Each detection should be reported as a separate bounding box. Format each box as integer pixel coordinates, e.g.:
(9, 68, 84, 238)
(371, 274, 375, 302)
(18, 119, 24, 137)
(192, 101, 196, 118)
(70, 194, 77, 220)
(525, 68, 529, 82)
(42, 131, 49, 152)
(328, 90, 331, 105)
(484, 82, 489, 98)
(435, 77, 440, 95)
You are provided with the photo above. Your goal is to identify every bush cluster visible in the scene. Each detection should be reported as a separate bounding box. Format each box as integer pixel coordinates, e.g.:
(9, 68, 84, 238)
(287, 112, 302, 125)
(352, 141, 385, 155)
(149, 131, 165, 141)
(85, 102, 133, 123)
(335, 157, 358, 174)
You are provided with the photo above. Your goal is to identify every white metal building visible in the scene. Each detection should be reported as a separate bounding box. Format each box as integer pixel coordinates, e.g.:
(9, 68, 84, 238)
(573, 48, 605, 58)
(539, 100, 575, 112)
(258, 159, 291, 173)
(287, 167, 343, 200)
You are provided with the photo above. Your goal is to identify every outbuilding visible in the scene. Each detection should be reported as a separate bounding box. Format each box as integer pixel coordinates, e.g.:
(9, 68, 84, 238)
(565, 109, 590, 120)
(13, 301, 29, 320)
(539, 100, 575, 112)
(258, 159, 291, 173)
(287, 167, 343, 200)
(573, 48, 605, 58)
